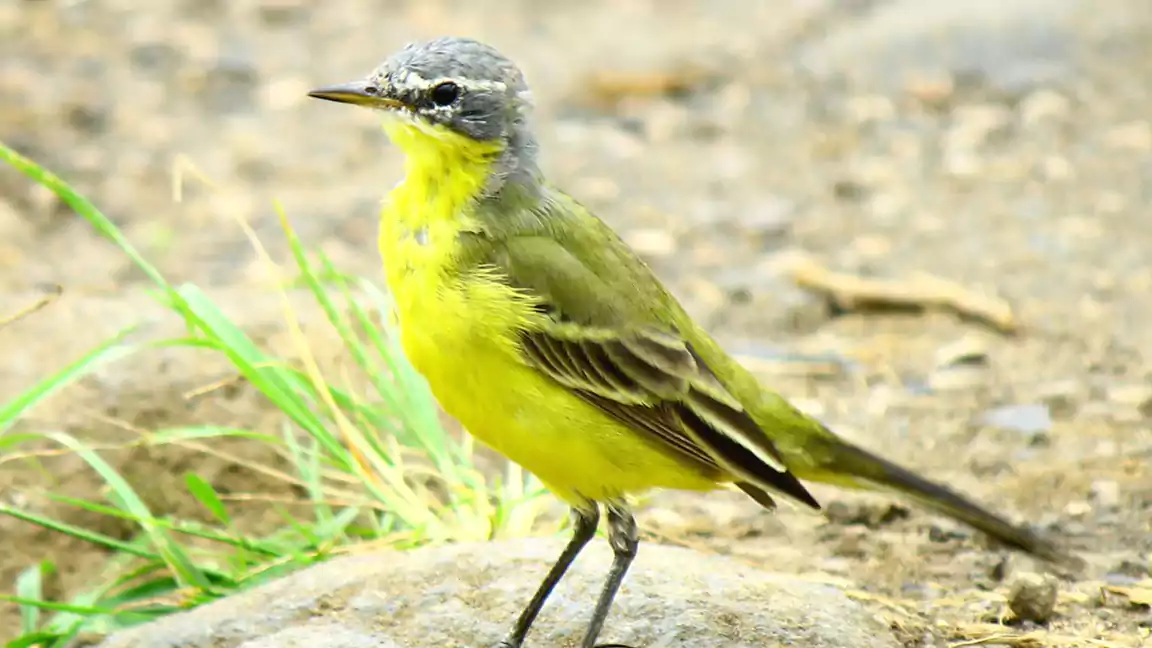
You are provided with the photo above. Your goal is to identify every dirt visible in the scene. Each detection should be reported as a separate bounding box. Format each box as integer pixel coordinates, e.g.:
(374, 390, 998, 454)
(1, 0, 1150, 645)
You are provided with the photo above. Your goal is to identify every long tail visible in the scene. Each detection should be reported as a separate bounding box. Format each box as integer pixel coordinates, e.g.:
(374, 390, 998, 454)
(798, 435, 1084, 572)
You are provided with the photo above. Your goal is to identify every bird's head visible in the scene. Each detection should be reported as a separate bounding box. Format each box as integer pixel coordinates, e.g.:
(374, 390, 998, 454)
(309, 37, 535, 168)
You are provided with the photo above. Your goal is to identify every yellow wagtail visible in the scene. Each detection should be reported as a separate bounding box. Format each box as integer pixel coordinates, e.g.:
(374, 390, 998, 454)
(308, 37, 1080, 648)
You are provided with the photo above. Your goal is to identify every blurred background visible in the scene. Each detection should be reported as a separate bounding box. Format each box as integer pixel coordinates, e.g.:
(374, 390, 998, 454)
(1, 0, 1150, 645)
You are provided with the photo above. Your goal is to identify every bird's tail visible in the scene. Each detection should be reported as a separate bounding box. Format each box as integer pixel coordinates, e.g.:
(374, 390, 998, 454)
(800, 434, 1084, 572)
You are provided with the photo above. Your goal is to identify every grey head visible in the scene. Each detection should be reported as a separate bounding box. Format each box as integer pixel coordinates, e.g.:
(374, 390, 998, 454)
(309, 37, 534, 144)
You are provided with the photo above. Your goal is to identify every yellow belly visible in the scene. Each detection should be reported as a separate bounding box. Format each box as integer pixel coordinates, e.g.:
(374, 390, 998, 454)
(395, 275, 720, 505)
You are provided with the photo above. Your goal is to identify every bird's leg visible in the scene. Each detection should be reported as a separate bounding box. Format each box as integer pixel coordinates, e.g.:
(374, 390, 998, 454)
(497, 504, 600, 648)
(580, 501, 639, 648)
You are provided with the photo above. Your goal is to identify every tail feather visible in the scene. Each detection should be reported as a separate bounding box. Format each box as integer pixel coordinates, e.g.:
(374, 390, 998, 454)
(806, 437, 1084, 572)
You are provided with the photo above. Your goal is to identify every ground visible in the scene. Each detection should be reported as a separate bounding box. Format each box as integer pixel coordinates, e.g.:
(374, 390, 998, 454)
(1, 0, 1150, 645)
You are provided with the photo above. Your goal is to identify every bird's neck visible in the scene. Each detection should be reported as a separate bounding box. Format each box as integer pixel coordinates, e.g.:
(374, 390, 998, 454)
(378, 122, 541, 298)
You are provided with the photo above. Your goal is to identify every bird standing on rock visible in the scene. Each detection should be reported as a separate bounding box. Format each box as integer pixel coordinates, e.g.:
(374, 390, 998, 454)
(308, 36, 1080, 648)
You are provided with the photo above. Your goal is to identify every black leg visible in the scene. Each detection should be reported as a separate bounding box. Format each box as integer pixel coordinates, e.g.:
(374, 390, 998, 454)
(580, 501, 639, 648)
(498, 504, 600, 648)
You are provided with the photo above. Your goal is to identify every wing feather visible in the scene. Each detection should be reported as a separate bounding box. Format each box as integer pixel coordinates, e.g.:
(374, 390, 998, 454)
(521, 324, 819, 510)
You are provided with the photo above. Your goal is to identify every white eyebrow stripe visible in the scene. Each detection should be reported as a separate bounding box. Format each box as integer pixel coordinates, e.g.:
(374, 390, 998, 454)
(390, 71, 508, 94)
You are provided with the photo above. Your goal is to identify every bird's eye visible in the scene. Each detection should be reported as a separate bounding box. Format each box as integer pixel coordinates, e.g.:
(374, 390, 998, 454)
(429, 81, 460, 107)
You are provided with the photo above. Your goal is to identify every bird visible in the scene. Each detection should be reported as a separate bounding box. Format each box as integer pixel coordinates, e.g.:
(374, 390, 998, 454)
(307, 36, 1080, 648)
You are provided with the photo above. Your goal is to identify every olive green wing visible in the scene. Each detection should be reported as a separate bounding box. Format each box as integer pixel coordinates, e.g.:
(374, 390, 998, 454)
(490, 233, 820, 511)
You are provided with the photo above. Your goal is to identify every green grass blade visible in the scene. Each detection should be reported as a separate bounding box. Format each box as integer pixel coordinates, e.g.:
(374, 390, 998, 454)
(0, 504, 159, 559)
(184, 474, 231, 526)
(0, 141, 169, 290)
(0, 595, 118, 617)
(0, 328, 137, 435)
(15, 561, 52, 633)
(41, 432, 211, 591)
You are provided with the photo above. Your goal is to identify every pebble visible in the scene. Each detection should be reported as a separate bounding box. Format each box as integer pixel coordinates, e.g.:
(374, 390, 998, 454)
(1035, 379, 1082, 418)
(977, 403, 1052, 438)
(1008, 572, 1059, 624)
(933, 335, 991, 369)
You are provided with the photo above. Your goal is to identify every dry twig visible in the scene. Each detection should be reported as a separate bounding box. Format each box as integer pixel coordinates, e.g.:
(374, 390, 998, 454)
(0, 284, 62, 329)
(786, 254, 1018, 334)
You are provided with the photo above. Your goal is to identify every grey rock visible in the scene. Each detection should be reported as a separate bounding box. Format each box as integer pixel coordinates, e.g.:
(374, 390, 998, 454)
(1007, 572, 1059, 623)
(96, 539, 900, 648)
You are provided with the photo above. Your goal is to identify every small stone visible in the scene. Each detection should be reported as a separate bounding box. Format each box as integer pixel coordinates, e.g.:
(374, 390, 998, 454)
(1008, 572, 1059, 624)
(978, 403, 1052, 438)
(1063, 500, 1092, 517)
(934, 335, 991, 369)
(1089, 479, 1122, 510)
(1035, 379, 1081, 418)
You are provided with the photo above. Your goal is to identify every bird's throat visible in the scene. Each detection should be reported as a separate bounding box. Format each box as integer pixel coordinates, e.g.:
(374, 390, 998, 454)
(377, 121, 503, 306)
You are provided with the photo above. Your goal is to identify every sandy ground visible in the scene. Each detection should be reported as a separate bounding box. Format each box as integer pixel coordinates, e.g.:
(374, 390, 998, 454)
(1, 0, 1150, 645)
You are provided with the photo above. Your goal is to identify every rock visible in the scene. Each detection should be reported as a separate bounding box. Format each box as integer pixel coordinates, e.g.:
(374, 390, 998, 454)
(926, 335, 994, 393)
(1007, 572, 1059, 624)
(96, 539, 901, 648)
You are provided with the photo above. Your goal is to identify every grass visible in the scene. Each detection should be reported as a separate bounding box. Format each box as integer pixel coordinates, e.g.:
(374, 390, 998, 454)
(0, 141, 553, 647)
